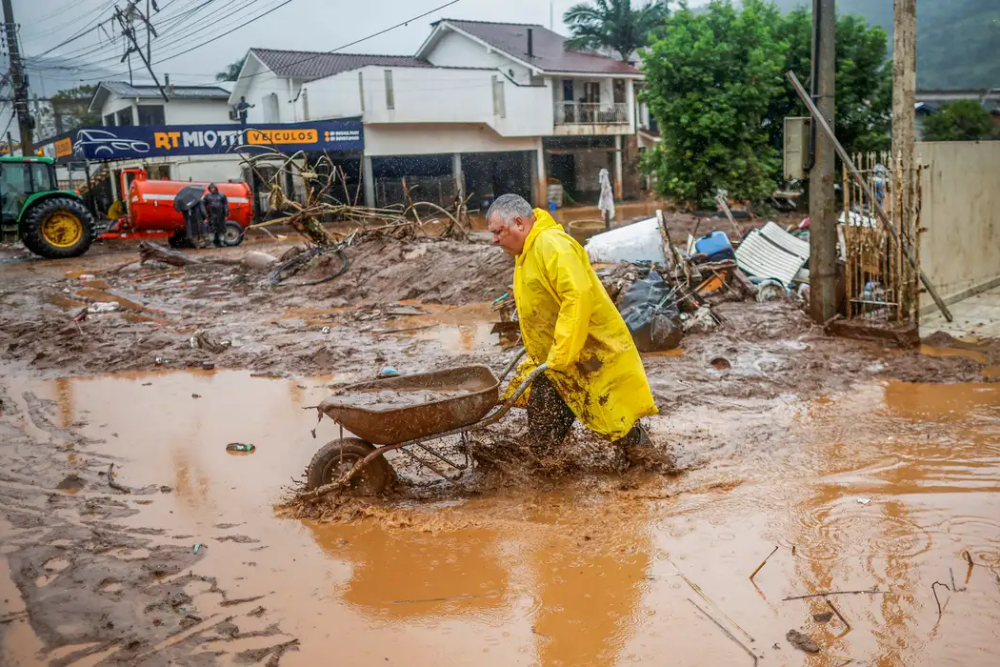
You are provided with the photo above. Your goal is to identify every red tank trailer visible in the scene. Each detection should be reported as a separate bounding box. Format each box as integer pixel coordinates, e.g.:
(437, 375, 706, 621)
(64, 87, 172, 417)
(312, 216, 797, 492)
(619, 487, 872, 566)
(99, 168, 254, 246)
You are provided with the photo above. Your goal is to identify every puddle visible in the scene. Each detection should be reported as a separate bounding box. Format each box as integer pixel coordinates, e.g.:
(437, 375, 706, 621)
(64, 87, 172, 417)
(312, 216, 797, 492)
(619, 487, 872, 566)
(921, 344, 989, 365)
(74, 287, 145, 311)
(380, 302, 502, 353)
(2, 373, 1000, 665)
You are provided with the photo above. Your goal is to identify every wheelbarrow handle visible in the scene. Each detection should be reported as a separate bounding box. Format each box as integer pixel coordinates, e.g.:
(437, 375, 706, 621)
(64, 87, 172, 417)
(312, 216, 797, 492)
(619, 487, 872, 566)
(478, 361, 548, 428)
(498, 347, 527, 383)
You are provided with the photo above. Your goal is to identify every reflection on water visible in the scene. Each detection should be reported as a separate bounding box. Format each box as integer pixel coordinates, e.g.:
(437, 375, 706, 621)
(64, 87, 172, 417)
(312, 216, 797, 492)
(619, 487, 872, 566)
(4, 371, 1000, 666)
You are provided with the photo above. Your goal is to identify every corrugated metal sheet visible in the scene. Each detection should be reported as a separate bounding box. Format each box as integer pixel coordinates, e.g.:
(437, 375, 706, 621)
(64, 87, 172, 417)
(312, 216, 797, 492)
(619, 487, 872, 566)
(735, 222, 810, 286)
(101, 81, 230, 99)
(251, 49, 432, 81)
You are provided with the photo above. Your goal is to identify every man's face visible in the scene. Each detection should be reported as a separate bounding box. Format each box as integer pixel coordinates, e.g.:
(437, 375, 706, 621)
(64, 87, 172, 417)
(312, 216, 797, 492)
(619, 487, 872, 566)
(488, 214, 531, 256)
(209, 186, 217, 194)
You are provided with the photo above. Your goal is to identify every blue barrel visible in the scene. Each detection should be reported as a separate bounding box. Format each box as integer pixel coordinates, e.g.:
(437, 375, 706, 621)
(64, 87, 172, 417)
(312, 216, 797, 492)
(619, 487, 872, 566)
(695, 230, 734, 261)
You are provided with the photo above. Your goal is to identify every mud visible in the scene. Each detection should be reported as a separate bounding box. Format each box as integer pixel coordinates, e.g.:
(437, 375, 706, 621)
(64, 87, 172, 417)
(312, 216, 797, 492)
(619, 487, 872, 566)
(3, 234, 1000, 666)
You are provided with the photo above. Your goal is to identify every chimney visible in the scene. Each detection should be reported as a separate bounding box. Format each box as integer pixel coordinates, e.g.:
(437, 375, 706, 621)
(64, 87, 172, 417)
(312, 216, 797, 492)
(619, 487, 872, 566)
(527, 28, 533, 58)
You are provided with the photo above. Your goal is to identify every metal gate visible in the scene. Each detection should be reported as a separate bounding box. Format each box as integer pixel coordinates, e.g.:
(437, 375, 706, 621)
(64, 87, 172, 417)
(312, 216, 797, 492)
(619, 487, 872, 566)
(841, 152, 921, 323)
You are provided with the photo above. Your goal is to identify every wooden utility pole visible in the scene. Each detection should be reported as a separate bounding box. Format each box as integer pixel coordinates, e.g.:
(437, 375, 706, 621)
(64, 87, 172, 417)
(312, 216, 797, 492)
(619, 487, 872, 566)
(892, 0, 918, 320)
(2, 0, 33, 154)
(808, 0, 837, 323)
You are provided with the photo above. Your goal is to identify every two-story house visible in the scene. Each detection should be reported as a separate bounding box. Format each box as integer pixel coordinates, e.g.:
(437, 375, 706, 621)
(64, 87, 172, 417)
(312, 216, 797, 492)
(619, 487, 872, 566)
(230, 19, 645, 210)
(88, 80, 240, 200)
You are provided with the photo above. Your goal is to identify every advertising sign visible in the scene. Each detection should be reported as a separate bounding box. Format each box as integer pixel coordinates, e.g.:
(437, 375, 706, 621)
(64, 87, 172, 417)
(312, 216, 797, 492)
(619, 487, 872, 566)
(63, 121, 363, 161)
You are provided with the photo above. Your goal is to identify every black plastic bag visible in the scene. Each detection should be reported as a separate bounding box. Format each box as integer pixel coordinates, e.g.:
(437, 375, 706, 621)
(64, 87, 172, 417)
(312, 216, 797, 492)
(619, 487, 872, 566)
(618, 270, 682, 352)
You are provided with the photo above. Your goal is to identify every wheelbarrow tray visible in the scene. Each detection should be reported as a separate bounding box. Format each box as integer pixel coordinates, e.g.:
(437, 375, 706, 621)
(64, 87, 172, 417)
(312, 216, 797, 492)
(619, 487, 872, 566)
(318, 365, 500, 446)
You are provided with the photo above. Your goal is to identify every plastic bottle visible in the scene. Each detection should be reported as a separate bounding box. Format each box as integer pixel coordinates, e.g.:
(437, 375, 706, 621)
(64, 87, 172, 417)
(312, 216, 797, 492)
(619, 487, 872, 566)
(226, 443, 256, 453)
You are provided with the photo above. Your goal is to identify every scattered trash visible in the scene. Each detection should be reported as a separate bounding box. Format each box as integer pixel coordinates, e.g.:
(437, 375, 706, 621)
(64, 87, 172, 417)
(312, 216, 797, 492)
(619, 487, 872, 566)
(154, 357, 171, 365)
(618, 270, 682, 352)
(79, 274, 95, 282)
(87, 302, 120, 313)
(694, 231, 735, 262)
(193, 543, 205, 554)
(378, 367, 400, 378)
(755, 279, 786, 303)
(321, 326, 331, 334)
(201, 362, 215, 371)
(585, 217, 669, 264)
(682, 306, 717, 333)
(856, 497, 871, 505)
(221, 340, 232, 348)
(786, 629, 820, 653)
(226, 443, 256, 453)
(189, 337, 198, 349)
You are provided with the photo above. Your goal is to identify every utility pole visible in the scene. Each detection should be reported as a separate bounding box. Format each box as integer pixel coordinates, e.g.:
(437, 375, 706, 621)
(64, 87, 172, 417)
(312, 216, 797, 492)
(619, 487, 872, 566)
(808, 0, 837, 323)
(892, 0, 917, 320)
(115, 5, 168, 102)
(2, 0, 33, 155)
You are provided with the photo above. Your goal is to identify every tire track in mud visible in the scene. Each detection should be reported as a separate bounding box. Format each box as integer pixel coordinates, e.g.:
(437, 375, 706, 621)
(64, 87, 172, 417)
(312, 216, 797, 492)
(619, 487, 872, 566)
(0, 384, 298, 667)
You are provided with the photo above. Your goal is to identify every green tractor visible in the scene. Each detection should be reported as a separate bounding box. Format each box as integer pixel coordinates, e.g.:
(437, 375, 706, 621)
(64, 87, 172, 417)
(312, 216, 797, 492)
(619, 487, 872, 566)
(0, 156, 96, 259)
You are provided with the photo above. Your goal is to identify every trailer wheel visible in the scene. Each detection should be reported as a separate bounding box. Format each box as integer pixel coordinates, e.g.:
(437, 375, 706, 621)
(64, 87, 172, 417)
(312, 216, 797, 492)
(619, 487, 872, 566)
(223, 221, 245, 247)
(21, 197, 95, 259)
(306, 438, 394, 496)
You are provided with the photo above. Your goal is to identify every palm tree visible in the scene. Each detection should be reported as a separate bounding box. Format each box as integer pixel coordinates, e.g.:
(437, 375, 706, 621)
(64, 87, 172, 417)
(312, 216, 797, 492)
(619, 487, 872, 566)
(563, 0, 669, 62)
(215, 56, 247, 82)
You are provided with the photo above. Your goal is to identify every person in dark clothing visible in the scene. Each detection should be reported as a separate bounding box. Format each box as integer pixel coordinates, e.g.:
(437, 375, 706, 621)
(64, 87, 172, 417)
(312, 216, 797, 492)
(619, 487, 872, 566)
(235, 96, 255, 125)
(202, 183, 229, 247)
(181, 200, 208, 248)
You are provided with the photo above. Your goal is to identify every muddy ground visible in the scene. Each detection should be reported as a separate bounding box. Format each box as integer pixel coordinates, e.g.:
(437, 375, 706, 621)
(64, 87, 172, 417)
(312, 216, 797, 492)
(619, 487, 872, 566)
(2, 222, 999, 666)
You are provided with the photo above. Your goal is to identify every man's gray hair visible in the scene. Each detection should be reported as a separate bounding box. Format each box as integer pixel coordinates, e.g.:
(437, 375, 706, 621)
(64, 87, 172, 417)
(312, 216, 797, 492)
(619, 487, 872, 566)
(486, 193, 534, 226)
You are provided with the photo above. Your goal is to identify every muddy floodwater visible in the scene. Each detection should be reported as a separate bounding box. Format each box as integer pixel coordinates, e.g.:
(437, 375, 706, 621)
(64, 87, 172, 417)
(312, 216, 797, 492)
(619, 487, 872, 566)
(2, 368, 999, 666)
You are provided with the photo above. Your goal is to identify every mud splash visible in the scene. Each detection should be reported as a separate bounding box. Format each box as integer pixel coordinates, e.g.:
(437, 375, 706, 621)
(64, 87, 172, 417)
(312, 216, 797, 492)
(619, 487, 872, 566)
(4, 369, 1000, 666)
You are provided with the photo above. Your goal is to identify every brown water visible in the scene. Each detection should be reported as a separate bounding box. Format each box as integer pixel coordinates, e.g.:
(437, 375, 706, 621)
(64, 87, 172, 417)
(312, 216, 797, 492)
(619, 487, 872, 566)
(2, 372, 1000, 666)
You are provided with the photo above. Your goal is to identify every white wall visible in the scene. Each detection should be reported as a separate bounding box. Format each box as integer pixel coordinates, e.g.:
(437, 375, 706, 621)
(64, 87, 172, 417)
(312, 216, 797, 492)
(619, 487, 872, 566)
(493, 77, 554, 137)
(100, 96, 134, 125)
(164, 99, 234, 125)
(234, 54, 303, 124)
(364, 124, 539, 157)
(426, 29, 533, 84)
(918, 141, 1000, 310)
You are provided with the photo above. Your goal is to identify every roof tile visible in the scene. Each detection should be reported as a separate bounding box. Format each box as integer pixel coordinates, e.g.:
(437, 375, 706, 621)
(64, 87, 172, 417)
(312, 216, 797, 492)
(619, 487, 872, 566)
(250, 49, 432, 80)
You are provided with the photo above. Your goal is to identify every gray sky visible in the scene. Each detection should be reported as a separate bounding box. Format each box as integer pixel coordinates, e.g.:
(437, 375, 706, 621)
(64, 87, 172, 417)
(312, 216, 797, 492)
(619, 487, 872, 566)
(15, 0, 710, 92)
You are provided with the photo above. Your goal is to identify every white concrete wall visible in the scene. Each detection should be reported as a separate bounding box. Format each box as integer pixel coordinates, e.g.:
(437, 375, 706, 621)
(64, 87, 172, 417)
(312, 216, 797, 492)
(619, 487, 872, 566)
(235, 55, 303, 124)
(426, 29, 533, 84)
(100, 96, 134, 125)
(163, 99, 234, 125)
(493, 78, 554, 137)
(918, 141, 1000, 310)
(364, 124, 538, 157)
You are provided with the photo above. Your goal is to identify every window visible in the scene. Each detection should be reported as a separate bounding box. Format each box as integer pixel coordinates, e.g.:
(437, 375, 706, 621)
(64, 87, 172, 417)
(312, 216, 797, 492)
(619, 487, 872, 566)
(384, 70, 394, 110)
(137, 105, 165, 126)
(115, 108, 133, 126)
(30, 163, 55, 191)
(584, 82, 601, 104)
(613, 79, 626, 104)
(562, 79, 574, 102)
(492, 75, 506, 118)
(103, 113, 115, 127)
(0, 163, 30, 221)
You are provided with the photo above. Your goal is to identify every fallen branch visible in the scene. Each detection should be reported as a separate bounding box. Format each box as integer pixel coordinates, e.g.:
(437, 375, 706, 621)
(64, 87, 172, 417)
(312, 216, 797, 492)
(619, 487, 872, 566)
(687, 599, 758, 666)
(749, 545, 778, 582)
(782, 589, 887, 601)
(931, 581, 950, 616)
(138, 241, 241, 267)
(107, 463, 131, 494)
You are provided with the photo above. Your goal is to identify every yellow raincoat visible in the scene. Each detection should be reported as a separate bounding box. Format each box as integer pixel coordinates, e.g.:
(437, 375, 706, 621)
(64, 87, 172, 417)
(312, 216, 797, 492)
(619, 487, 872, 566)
(508, 209, 657, 440)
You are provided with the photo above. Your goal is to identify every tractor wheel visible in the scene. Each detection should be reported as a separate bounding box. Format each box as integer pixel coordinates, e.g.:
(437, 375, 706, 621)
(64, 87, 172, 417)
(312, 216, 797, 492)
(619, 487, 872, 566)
(21, 198, 95, 259)
(223, 221, 245, 247)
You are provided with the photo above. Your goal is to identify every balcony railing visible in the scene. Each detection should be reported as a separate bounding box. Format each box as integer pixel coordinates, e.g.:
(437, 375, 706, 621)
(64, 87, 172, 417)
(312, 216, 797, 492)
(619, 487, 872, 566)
(555, 102, 629, 125)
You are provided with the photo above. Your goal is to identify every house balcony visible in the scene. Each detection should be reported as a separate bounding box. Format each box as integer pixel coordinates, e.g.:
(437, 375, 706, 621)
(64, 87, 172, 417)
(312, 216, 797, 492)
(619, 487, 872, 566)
(553, 102, 632, 136)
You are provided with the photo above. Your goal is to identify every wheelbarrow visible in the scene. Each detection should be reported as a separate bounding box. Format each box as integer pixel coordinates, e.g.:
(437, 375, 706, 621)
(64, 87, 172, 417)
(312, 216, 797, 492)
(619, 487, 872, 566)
(304, 349, 544, 496)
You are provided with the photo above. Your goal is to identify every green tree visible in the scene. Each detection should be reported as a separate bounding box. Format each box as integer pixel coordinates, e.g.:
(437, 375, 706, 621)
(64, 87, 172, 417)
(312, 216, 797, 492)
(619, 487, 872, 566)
(771, 9, 892, 157)
(563, 0, 670, 62)
(51, 85, 100, 131)
(216, 56, 247, 82)
(921, 100, 997, 142)
(641, 0, 786, 206)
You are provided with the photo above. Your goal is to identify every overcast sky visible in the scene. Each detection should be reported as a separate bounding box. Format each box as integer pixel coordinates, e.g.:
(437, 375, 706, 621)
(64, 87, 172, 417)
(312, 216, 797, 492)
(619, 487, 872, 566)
(15, 0, 711, 92)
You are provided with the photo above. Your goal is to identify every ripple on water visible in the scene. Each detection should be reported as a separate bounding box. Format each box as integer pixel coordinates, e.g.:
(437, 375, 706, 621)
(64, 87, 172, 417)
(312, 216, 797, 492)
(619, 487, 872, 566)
(939, 515, 1000, 566)
(769, 500, 933, 563)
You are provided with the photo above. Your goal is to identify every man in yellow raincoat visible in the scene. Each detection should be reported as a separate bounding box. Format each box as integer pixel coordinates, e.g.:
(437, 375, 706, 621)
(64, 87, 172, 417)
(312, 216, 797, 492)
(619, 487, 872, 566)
(487, 194, 664, 466)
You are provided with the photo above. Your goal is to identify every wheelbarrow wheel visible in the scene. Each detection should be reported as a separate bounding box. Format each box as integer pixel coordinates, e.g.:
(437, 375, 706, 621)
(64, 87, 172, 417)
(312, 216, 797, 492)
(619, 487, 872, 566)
(306, 438, 394, 496)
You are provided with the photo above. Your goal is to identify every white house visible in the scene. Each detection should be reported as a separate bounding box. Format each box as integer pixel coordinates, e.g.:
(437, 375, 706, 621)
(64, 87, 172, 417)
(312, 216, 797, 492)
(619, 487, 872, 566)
(88, 81, 242, 198)
(230, 19, 646, 209)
